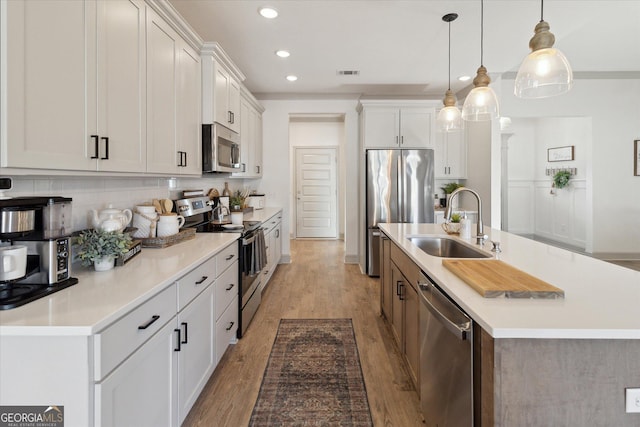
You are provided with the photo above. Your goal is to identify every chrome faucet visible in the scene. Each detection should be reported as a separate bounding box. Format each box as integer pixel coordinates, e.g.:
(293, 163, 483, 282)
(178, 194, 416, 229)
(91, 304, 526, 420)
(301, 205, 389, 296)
(444, 187, 487, 245)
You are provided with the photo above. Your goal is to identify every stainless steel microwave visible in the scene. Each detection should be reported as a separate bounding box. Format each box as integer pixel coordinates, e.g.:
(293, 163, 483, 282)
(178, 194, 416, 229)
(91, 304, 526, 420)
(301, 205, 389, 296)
(202, 123, 240, 173)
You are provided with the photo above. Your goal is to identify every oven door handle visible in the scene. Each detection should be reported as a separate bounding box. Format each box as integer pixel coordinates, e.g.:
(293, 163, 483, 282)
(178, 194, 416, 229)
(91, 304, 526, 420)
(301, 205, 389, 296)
(242, 232, 260, 245)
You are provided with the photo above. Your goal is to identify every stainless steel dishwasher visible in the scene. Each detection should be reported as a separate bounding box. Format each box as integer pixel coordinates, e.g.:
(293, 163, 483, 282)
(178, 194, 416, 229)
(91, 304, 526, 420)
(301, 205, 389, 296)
(419, 271, 473, 427)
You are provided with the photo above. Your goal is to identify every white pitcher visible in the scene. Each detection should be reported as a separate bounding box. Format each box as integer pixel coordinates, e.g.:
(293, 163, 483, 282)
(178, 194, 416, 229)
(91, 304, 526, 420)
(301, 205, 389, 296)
(156, 213, 185, 237)
(132, 207, 158, 239)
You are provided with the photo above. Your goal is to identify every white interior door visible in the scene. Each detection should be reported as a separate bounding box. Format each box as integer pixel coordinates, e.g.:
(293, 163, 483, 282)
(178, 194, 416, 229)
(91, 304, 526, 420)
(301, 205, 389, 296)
(295, 148, 338, 238)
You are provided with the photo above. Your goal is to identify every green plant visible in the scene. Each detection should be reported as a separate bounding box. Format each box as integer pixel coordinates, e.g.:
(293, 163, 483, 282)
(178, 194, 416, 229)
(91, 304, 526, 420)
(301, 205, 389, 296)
(450, 213, 462, 223)
(553, 170, 571, 189)
(74, 229, 132, 266)
(229, 190, 245, 210)
(441, 182, 464, 194)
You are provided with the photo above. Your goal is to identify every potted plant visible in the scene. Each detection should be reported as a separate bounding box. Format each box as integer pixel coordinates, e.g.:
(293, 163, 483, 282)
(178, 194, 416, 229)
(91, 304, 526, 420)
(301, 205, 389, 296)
(75, 229, 132, 271)
(440, 182, 464, 209)
(229, 191, 245, 212)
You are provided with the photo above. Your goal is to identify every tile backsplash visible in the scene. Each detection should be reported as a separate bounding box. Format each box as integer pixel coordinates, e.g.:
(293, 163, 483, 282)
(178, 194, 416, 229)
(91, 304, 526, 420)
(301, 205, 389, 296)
(5, 175, 254, 232)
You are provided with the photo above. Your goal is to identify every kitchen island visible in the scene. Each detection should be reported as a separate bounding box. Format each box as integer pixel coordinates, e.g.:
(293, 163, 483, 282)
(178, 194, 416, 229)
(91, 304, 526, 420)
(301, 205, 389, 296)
(380, 223, 640, 426)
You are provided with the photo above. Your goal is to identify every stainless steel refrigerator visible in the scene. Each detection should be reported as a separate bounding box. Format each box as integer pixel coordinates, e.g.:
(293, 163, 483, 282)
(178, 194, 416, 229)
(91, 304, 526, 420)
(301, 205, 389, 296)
(366, 149, 434, 276)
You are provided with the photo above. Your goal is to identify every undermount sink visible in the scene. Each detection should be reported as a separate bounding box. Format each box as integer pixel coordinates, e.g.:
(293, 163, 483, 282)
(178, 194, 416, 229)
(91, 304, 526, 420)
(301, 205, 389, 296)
(408, 236, 492, 259)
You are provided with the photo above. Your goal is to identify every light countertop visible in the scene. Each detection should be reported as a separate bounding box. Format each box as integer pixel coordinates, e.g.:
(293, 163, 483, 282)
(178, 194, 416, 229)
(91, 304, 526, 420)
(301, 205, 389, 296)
(243, 207, 282, 223)
(379, 223, 640, 340)
(0, 233, 239, 336)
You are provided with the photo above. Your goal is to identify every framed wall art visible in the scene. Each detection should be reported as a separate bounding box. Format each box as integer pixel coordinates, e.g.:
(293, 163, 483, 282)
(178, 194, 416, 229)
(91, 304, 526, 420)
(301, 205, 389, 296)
(547, 146, 575, 162)
(635, 140, 640, 176)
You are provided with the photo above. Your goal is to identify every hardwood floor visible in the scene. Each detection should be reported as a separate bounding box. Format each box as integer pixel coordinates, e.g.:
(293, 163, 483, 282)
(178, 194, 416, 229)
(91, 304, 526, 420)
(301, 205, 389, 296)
(182, 239, 423, 426)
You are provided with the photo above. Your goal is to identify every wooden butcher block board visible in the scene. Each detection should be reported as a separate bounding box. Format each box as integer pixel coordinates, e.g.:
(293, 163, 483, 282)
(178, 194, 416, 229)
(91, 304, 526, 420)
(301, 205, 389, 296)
(442, 259, 565, 299)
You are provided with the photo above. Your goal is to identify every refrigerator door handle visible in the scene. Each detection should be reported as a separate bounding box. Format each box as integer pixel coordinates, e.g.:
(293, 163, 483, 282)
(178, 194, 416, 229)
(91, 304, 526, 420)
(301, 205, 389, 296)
(397, 154, 404, 222)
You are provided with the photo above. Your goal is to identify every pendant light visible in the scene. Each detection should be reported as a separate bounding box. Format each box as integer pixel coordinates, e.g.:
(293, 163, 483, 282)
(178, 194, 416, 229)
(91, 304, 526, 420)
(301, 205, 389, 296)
(514, 0, 573, 98)
(437, 13, 462, 132)
(461, 0, 499, 122)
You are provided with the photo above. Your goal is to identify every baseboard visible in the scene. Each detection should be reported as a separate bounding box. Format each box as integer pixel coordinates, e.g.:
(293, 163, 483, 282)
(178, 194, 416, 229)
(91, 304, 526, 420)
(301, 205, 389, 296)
(344, 254, 359, 264)
(278, 254, 291, 264)
(592, 252, 640, 261)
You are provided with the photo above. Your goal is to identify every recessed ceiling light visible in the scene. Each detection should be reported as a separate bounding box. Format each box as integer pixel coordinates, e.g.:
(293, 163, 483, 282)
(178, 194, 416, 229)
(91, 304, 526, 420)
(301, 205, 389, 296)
(276, 50, 290, 58)
(458, 75, 472, 82)
(286, 75, 298, 82)
(259, 7, 278, 19)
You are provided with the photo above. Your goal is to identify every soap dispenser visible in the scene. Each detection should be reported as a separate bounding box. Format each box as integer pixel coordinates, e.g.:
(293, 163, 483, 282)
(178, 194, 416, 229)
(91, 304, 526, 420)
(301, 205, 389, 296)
(460, 211, 472, 239)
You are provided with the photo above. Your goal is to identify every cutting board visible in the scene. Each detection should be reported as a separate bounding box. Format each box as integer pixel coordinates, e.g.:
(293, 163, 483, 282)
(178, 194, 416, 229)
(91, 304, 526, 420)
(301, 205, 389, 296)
(442, 259, 564, 299)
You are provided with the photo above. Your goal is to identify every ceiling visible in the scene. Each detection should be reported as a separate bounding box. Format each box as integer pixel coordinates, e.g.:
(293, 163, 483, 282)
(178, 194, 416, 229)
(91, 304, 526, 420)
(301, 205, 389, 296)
(169, 0, 640, 99)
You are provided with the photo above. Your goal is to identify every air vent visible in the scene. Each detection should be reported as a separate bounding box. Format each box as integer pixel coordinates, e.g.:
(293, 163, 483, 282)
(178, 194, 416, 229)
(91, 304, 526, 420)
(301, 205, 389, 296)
(337, 70, 360, 76)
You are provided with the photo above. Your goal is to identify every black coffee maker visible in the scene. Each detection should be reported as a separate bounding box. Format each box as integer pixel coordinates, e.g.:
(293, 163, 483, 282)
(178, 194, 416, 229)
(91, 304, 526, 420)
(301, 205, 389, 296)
(0, 196, 78, 310)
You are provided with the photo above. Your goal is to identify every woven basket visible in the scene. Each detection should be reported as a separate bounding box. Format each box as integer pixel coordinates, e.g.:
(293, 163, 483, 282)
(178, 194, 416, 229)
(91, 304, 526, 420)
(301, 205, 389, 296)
(140, 227, 196, 248)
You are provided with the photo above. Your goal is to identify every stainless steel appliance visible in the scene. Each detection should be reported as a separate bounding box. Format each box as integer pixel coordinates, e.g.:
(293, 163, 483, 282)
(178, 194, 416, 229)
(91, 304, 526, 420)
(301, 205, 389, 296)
(418, 271, 473, 427)
(0, 197, 78, 309)
(177, 195, 265, 338)
(366, 149, 434, 276)
(202, 123, 241, 173)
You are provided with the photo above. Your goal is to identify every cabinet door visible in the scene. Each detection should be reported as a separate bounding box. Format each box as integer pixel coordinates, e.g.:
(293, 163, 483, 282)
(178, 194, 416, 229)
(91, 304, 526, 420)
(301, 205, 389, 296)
(273, 223, 281, 265)
(96, 319, 178, 427)
(390, 263, 404, 347)
(400, 107, 434, 148)
(227, 77, 241, 133)
(176, 41, 202, 175)
(404, 281, 420, 390)
(214, 65, 231, 127)
(96, 0, 147, 172)
(380, 236, 392, 319)
(215, 295, 238, 363)
(446, 130, 467, 179)
(146, 9, 178, 173)
(233, 98, 252, 177)
(362, 108, 400, 148)
(177, 284, 215, 425)
(254, 113, 263, 176)
(3, 0, 95, 170)
(434, 131, 448, 178)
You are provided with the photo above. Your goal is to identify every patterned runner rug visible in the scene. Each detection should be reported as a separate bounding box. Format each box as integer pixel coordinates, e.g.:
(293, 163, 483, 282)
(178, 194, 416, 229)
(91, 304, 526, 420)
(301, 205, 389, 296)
(249, 318, 373, 426)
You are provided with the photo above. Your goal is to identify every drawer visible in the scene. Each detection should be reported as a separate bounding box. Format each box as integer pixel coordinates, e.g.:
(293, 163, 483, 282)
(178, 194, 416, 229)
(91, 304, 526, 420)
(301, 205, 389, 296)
(214, 260, 238, 321)
(261, 215, 280, 234)
(94, 284, 177, 381)
(390, 243, 420, 292)
(217, 242, 238, 275)
(177, 256, 216, 310)
(215, 295, 238, 364)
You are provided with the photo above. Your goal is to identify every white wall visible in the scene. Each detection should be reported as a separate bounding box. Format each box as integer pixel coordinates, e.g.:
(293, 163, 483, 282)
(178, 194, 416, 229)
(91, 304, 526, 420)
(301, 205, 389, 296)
(259, 98, 360, 263)
(500, 77, 640, 255)
(289, 118, 345, 239)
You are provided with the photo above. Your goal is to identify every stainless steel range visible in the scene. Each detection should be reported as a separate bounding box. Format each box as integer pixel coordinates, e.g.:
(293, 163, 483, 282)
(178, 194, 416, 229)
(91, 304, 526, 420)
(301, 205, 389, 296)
(176, 195, 265, 338)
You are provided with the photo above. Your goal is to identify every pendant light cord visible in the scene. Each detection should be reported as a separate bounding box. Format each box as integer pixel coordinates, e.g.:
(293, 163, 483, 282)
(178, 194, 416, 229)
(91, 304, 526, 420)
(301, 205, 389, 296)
(480, 0, 484, 66)
(448, 19, 452, 90)
(540, 0, 544, 22)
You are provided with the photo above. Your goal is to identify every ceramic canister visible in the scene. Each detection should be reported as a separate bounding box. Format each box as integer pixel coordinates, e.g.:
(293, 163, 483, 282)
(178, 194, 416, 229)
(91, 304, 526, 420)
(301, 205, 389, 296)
(156, 213, 185, 237)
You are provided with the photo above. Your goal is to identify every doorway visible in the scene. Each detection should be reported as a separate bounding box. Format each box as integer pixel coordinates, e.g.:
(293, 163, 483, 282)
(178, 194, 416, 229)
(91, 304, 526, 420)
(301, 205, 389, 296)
(294, 147, 338, 238)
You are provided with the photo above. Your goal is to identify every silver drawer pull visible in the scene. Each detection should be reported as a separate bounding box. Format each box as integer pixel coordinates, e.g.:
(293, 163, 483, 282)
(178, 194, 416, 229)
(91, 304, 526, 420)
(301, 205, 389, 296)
(225, 321, 235, 331)
(195, 276, 208, 285)
(138, 315, 160, 330)
(225, 284, 234, 291)
(225, 254, 234, 261)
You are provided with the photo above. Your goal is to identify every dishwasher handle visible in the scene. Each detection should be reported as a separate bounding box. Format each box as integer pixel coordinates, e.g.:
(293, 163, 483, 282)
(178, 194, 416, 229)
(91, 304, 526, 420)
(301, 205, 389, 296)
(419, 274, 471, 341)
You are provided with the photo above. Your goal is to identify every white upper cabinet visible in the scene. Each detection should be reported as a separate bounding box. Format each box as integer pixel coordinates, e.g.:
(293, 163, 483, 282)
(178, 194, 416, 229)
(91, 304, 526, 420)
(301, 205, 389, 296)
(434, 129, 467, 179)
(2, 0, 95, 170)
(213, 65, 240, 132)
(232, 92, 264, 178)
(360, 102, 436, 149)
(2, 0, 147, 172)
(96, 0, 147, 172)
(176, 43, 202, 175)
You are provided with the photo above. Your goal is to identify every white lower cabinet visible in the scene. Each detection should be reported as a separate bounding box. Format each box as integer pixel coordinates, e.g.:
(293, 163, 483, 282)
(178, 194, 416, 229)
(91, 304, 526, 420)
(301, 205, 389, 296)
(261, 212, 282, 290)
(176, 284, 215, 425)
(96, 318, 179, 427)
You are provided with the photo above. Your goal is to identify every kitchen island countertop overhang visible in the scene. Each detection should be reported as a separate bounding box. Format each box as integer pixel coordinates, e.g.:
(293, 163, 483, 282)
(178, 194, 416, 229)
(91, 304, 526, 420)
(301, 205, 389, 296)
(379, 223, 640, 340)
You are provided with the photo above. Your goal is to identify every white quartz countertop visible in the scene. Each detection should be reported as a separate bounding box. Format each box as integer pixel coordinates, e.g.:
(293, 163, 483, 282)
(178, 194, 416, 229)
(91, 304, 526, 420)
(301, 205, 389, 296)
(379, 223, 640, 340)
(243, 207, 281, 223)
(0, 233, 239, 336)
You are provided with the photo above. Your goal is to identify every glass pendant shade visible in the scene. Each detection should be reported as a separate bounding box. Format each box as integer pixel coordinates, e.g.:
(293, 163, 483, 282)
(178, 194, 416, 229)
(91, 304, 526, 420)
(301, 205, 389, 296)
(462, 66, 499, 121)
(514, 47, 573, 98)
(437, 106, 462, 131)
